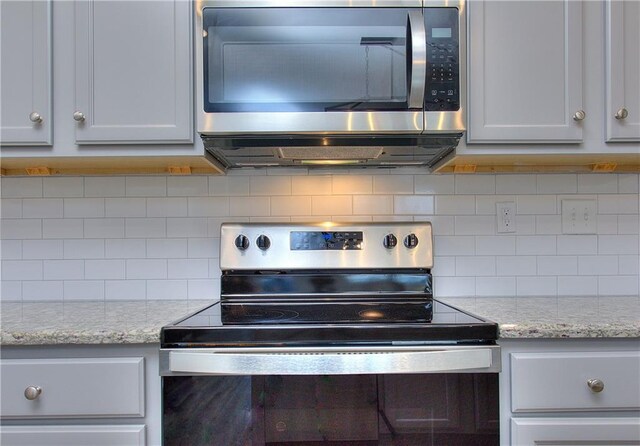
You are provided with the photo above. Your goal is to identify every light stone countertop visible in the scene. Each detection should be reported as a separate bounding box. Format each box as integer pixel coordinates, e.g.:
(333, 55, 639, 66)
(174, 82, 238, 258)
(1, 296, 639, 346)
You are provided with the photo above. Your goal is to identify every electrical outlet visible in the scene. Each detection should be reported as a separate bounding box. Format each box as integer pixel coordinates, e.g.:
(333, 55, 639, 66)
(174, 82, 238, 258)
(496, 202, 516, 233)
(562, 199, 597, 234)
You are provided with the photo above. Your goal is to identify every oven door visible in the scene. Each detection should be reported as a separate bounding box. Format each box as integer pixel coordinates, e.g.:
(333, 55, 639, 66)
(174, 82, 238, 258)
(196, 1, 426, 135)
(160, 346, 500, 445)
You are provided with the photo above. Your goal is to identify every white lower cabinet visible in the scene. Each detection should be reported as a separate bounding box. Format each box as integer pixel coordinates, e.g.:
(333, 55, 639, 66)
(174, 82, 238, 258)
(0, 344, 161, 446)
(500, 339, 640, 446)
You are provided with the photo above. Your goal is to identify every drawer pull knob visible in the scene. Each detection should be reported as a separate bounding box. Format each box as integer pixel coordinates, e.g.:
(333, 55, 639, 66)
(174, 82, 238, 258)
(573, 110, 586, 121)
(29, 112, 43, 123)
(73, 111, 86, 122)
(587, 379, 604, 393)
(24, 385, 42, 400)
(615, 108, 628, 120)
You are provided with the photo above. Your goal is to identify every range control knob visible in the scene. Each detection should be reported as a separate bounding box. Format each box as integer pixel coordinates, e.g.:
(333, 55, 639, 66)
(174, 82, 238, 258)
(234, 235, 250, 251)
(403, 233, 419, 249)
(256, 234, 271, 251)
(383, 234, 397, 249)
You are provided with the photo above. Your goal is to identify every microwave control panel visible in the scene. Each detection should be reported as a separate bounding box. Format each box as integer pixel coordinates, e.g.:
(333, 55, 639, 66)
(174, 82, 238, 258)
(424, 8, 460, 112)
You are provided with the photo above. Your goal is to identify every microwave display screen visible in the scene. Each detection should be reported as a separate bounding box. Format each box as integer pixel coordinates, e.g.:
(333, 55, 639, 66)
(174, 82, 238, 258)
(432, 27, 452, 38)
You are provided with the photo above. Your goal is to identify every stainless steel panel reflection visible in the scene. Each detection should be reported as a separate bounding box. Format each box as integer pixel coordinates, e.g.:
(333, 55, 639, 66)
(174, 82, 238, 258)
(198, 0, 422, 8)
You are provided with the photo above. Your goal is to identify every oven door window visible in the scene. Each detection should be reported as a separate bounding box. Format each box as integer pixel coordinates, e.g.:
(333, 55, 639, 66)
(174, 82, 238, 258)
(163, 373, 498, 445)
(202, 8, 419, 112)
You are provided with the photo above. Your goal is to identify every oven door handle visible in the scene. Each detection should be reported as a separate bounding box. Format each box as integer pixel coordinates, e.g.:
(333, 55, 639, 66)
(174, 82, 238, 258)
(406, 9, 427, 109)
(163, 347, 500, 376)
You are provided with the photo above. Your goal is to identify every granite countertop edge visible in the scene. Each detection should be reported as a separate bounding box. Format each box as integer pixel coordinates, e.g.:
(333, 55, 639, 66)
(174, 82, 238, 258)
(1, 296, 639, 346)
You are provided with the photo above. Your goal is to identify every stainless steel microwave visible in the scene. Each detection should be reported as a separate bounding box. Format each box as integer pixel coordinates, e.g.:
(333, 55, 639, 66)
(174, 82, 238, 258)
(195, 0, 466, 169)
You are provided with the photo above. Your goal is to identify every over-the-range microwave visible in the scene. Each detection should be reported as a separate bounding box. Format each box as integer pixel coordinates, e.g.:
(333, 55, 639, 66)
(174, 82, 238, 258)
(195, 0, 466, 170)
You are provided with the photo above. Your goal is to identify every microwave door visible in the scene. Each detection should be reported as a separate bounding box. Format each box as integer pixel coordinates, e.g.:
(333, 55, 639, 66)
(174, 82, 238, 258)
(197, 7, 425, 134)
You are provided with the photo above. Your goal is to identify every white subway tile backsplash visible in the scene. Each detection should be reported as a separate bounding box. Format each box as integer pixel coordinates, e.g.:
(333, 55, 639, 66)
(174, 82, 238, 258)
(63, 239, 105, 259)
(578, 174, 618, 194)
(168, 259, 209, 279)
(105, 239, 146, 259)
(598, 276, 639, 296)
(105, 198, 146, 217)
(23, 281, 63, 300)
(1, 199, 23, 218)
(517, 276, 557, 296)
(125, 218, 166, 238)
(1, 240, 22, 259)
(414, 175, 454, 195)
(230, 197, 270, 217)
(435, 195, 475, 215)
(536, 256, 578, 276)
(394, 196, 434, 215)
(167, 176, 208, 197)
(598, 235, 639, 255)
(455, 175, 495, 195)
(476, 277, 516, 296)
(475, 236, 516, 255)
(147, 198, 188, 217)
(22, 199, 63, 218)
(1, 173, 637, 300)
(557, 235, 597, 255)
(250, 176, 292, 196)
(126, 259, 167, 279)
(43, 178, 83, 198)
(44, 260, 84, 280)
(517, 195, 556, 215)
(147, 239, 188, 258)
(1, 177, 42, 198)
(105, 280, 146, 300)
(536, 174, 577, 194)
(85, 260, 125, 280)
(516, 236, 556, 255)
(332, 176, 372, 195)
(497, 256, 536, 276)
(373, 175, 413, 195)
(557, 276, 597, 296)
(456, 256, 495, 276)
(271, 196, 312, 216)
(85, 177, 125, 198)
(64, 280, 104, 300)
(64, 198, 104, 218)
(455, 216, 495, 235)
(125, 176, 166, 197)
(1, 219, 42, 239)
(578, 255, 618, 275)
(22, 240, 63, 260)
(495, 175, 536, 195)
(1, 260, 43, 280)
(147, 280, 187, 300)
(1, 281, 22, 301)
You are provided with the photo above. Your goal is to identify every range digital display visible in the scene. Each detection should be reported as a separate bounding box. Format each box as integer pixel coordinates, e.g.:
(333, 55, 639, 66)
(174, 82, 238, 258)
(290, 231, 363, 250)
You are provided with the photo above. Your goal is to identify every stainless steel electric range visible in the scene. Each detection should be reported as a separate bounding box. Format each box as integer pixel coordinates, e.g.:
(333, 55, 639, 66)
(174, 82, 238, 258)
(160, 222, 500, 445)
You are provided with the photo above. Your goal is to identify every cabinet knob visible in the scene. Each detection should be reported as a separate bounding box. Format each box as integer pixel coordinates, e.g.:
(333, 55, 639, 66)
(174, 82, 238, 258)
(73, 111, 86, 122)
(573, 110, 586, 121)
(587, 378, 604, 393)
(29, 112, 43, 123)
(24, 385, 42, 400)
(615, 108, 628, 120)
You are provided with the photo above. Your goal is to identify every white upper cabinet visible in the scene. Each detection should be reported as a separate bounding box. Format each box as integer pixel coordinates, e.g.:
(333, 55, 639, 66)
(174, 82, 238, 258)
(606, 0, 640, 142)
(467, 0, 584, 143)
(73, 0, 193, 144)
(0, 0, 52, 146)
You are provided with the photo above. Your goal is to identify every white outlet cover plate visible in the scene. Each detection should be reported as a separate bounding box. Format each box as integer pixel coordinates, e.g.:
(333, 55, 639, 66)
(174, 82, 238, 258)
(562, 199, 597, 234)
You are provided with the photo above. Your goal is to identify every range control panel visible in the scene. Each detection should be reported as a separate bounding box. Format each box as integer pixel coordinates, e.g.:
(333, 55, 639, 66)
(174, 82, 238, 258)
(425, 8, 460, 112)
(291, 231, 363, 251)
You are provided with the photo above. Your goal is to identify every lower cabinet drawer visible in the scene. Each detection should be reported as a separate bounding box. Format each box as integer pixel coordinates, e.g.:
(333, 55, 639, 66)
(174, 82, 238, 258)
(0, 425, 145, 446)
(0, 358, 144, 418)
(511, 417, 640, 445)
(511, 351, 640, 412)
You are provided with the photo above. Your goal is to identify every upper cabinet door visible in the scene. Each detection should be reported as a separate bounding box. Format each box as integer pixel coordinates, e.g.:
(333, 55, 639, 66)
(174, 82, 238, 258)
(606, 0, 640, 142)
(467, 1, 584, 143)
(74, 0, 193, 144)
(0, 0, 52, 146)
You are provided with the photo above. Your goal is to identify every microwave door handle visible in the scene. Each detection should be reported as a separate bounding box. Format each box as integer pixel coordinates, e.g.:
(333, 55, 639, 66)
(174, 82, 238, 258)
(406, 10, 427, 109)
